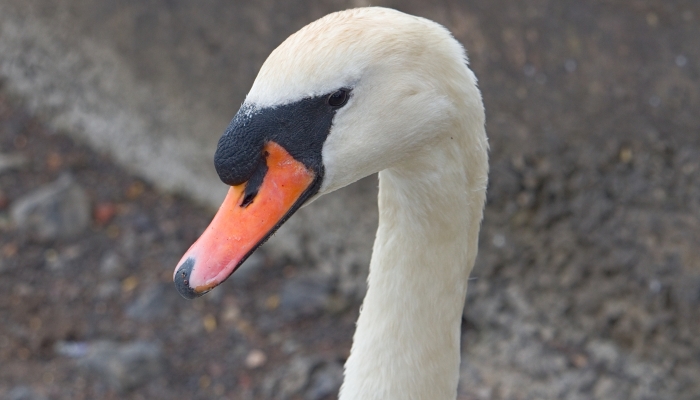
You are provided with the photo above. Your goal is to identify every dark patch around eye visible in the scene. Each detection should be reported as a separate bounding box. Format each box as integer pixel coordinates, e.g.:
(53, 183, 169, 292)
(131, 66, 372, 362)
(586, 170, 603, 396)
(215, 87, 352, 188)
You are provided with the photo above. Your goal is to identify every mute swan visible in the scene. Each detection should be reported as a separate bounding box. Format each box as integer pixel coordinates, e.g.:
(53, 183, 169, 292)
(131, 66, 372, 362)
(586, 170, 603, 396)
(174, 7, 488, 399)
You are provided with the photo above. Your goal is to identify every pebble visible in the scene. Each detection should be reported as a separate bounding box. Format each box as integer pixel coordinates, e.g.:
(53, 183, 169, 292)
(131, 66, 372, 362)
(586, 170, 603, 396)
(203, 314, 217, 332)
(0, 153, 28, 174)
(77, 340, 164, 392)
(7, 386, 48, 400)
(93, 202, 117, 225)
(675, 55, 687, 67)
(305, 361, 344, 400)
(586, 340, 621, 369)
(99, 252, 127, 279)
(672, 275, 700, 304)
(10, 173, 90, 241)
(43, 244, 83, 270)
(593, 377, 625, 398)
(245, 349, 267, 369)
(125, 283, 175, 321)
(95, 281, 121, 299)
(54, 341, 89, 358)
(277, 356, 317, 395)
(263, 355, 343, 399)
(279, 273, 332, 321)
(230, 252, 265, 288)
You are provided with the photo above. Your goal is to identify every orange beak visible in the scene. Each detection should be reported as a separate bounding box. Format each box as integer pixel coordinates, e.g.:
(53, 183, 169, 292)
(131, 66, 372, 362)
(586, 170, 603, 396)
(173, 141, 316, 298)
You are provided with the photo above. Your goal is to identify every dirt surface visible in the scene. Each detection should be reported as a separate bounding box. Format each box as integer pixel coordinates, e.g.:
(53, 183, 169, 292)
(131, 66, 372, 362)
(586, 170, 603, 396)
(0, 87, 359, 399)
(1, 1, 700, 400)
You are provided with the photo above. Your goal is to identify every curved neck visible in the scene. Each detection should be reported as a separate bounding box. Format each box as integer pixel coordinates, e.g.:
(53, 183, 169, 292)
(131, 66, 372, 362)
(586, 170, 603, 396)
(339, 128, 488, 399)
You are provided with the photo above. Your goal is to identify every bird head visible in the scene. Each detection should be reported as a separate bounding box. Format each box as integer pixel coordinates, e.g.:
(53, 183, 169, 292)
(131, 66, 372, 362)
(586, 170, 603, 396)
(173, 7, 479, 298)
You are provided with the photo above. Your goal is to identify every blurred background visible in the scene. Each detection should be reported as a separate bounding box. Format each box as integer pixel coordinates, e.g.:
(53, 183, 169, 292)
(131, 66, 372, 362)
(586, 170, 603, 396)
(1, 0, 699, 399)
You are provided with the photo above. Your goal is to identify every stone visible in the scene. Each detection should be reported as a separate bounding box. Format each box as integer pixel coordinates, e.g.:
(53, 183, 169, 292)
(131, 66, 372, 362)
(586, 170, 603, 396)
(54, 341, 89, 358)
(0, 153, 27, 174)
(43, 244, 84, 270)
(96, 281, 120, 299)
(78, 340, 164, 393)
(672, 275, 700, 304)
(586, 340, 621, 369)
(99, 252, 127, 279)
(10, 173, 90, 241)
(125, 283, 175, 321)
(245, 349, 267, 369)
(268, 355, 319, 399)
(593, 377, 629, 399)
(279, 273, 332, 321)
(7, 386, 47, 400)
(230, 252, 265, 288)
(305, 361, 344, 400)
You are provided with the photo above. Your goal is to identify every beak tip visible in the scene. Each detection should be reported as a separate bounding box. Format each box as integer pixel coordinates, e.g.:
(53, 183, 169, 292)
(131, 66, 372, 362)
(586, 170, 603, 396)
(174, 258, 206, 300)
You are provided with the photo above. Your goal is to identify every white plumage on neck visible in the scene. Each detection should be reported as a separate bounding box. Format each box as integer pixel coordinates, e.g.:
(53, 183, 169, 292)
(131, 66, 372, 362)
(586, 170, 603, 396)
(340, 95, 487, 400)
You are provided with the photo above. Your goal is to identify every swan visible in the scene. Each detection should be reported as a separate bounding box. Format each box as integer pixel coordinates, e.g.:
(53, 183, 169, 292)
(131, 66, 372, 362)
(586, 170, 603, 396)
(173, 7, 488, 399)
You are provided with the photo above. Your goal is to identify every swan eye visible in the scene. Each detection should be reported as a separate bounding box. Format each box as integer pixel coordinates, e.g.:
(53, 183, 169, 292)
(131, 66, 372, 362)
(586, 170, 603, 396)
(327, 89, 350, 108)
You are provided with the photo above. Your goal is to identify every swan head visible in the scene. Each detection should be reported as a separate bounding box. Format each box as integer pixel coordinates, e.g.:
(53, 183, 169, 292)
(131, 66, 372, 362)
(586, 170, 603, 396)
(174, 7, 483, 299)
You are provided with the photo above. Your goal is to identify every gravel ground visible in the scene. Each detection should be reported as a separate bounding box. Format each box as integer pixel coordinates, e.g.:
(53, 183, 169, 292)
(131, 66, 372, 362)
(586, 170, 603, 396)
(0, 86, 357, 399)
(1, 1, 700, 399)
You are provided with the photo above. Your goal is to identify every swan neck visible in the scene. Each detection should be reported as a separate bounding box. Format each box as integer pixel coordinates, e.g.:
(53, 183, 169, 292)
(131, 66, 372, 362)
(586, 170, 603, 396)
(340, 135, 486, 400)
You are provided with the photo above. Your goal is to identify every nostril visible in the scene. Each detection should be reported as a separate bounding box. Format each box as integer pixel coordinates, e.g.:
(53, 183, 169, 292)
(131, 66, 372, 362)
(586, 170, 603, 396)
(240, 192, 256, 208)
(240, 157, 269, 208)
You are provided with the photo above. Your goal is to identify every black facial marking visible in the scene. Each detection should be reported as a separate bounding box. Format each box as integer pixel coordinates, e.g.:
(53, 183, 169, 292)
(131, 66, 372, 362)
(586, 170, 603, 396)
(241, 156, 268, 208)
(214, 90, 350, 188)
